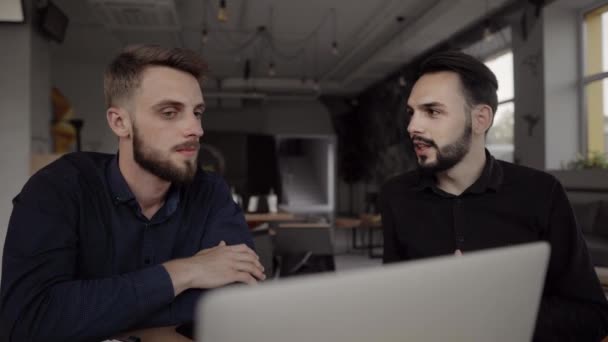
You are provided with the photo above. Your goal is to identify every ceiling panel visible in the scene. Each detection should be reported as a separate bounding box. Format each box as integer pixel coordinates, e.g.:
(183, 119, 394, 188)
(50, 0, 518, 96)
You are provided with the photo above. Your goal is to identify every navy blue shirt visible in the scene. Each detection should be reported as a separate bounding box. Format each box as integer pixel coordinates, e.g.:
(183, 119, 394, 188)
(0, 152, 254, 342)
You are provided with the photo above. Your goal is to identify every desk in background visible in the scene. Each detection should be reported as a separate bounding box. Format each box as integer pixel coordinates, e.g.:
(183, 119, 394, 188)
(335, 214, 382, 258)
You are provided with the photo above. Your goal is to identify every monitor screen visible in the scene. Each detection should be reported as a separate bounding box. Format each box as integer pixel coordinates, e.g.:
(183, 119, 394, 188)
(0, 0, 25, 23)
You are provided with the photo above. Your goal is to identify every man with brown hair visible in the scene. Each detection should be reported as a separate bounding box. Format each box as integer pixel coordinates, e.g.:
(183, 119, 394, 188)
(0, 45, 264, 341)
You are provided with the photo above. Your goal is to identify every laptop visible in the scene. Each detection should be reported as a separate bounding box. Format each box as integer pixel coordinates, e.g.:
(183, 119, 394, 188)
(196, 242, 550, 342)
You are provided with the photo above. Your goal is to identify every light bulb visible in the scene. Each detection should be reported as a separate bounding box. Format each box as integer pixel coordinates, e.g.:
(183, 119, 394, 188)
(268, 62, 276, 77)
(398, 76, 406, 87)
(201, 29, 208, 44)
(218, 0, 228, 22)
(331, 41, 339, 55)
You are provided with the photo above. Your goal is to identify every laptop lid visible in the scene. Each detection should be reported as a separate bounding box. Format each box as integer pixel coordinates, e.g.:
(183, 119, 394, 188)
(197, 242, 550, 342)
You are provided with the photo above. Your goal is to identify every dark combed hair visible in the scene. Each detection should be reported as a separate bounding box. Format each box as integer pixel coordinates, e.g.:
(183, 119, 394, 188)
(104, 44, 208, 108)
(418, 50, 498, 115)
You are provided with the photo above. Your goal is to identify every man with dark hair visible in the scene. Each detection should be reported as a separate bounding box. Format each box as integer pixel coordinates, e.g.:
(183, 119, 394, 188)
(381, 50, 608, 341)
(0, 45, 265, 341)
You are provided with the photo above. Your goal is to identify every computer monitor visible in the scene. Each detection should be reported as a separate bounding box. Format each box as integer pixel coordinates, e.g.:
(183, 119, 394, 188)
(196, 242, 549, 342)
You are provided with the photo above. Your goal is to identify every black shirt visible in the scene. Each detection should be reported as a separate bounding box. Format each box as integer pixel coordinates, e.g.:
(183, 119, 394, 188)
(380, 151, 608, 341)
(0, 152, 254, 342)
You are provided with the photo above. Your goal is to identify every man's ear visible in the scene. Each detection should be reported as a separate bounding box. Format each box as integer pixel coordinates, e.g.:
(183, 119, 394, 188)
(106, 106, 132, 139)
(472, 104, 494, 135)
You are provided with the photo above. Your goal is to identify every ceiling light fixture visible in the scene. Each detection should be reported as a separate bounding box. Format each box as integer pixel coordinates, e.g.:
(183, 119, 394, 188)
(483, 0, 493, 42)
(398, 75, 407, 87)
(331, 41, 339, 56)
(483, 25, 493, 41)
(268, 61, 276, 77)
(218, 0, 228, 22)
(201, 28, 208, 44)
(312, 78, 320, 92)
(330, 8, 339, 55)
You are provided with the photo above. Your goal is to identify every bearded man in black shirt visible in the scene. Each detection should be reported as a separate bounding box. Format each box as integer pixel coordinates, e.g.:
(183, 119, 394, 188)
(380, 50, 608, 341)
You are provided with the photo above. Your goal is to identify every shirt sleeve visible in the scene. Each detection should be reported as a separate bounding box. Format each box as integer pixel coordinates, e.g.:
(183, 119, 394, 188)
(0, 172, 175, 342)
(198, 176, 254, 251)
(534, 180, 608, 341)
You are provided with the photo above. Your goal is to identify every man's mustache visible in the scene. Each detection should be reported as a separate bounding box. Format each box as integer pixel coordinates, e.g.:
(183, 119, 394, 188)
(174, 141, 200, 151)
(411, 136, 437, 148)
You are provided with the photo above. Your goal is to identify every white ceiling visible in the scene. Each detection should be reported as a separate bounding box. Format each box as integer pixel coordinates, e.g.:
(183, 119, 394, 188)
(51, 0, 513, 98)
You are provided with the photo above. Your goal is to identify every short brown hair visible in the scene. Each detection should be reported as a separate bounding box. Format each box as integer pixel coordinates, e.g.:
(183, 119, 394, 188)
(104, 45, 208, 108)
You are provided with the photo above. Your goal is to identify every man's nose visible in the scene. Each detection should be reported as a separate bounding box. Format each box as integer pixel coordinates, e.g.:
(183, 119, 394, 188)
(185, 114, 204, 138)
(407, 112, 423, 136)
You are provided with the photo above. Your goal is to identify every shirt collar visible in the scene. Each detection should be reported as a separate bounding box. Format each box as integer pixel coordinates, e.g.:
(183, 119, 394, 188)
(414, 149, 503, 195)
(106, 154, 181, 220)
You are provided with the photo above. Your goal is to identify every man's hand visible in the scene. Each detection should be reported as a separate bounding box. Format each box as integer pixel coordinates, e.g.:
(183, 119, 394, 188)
(163, 241, 265, 296)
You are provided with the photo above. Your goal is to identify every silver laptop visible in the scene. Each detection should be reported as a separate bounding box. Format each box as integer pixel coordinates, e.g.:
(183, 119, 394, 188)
(196, 242, 549, 342)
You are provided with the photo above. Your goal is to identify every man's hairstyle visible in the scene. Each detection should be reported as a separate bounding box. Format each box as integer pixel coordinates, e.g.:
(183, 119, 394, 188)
(417, 50, 498, 116)
(104, 45, 208, 108)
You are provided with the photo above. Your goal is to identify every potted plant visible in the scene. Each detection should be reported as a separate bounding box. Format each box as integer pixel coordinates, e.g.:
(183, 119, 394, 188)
(551, 152, 608, 191)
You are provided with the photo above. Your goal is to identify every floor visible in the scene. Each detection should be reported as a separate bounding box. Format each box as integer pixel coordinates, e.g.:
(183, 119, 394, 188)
(334, 251, 382, 272)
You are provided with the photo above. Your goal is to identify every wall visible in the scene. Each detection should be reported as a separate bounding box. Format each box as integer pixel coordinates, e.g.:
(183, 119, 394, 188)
(0, 23, 32, 273)
(543, 2, 581, 170)
(51, 61, 115, 153)
(30, 27, 51, 153)
(51, 58, 334, 150)
(512, 9, 546, 169)
(0, 5, 52, 273)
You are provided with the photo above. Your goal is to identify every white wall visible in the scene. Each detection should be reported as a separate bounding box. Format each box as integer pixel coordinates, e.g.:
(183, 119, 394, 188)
(0, 24, 31, 270)
(543, 2, 581, 170)
(30, 29, 51, 154)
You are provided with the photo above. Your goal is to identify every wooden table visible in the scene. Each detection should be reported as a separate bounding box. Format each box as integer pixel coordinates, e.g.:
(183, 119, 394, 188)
(113, 326, 191, 342)
(335, 215, 382, 258)
(245, 212, 297, 222)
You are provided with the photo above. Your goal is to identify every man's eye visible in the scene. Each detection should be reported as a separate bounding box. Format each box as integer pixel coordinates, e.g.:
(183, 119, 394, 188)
(162, 111, 177, 119)
(194, 111, 203, 118)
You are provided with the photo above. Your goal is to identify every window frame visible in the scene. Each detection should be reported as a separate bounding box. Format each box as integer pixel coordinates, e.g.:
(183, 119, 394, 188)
(484, 49, 515, 161)
(579, 0, 608, 156)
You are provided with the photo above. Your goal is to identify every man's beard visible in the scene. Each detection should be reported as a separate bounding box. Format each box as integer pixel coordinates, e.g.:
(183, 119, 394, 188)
(132, 125, 199, 185)
(414, 122, 472, 175)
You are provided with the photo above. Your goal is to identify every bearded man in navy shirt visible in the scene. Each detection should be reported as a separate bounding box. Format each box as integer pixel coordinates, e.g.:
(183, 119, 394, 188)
(0, 45, 265, 341)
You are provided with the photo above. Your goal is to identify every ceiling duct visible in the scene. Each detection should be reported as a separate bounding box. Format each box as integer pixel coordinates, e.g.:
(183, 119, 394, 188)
(88, 0, 180, 31)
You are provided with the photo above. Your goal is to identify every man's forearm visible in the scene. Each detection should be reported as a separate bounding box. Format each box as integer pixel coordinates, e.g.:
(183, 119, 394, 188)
(135, 289, 204, 329)
(2, 266, 174, 342)
(162, 258, 194, 296)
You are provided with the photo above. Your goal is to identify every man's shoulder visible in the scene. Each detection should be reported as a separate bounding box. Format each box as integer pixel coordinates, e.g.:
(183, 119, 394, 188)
(186, 169, 230, 199)
(497, 160, 559, 189)
(35, 152, 113, 175)
(192, 169, 225, 187)
(26, 152, 113, 192)
(380, 170, 421, 199)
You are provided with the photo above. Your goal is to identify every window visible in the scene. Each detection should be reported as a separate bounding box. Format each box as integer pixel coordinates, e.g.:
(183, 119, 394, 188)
(485, 50, 514, 162)
(583, 4, 608, 155)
